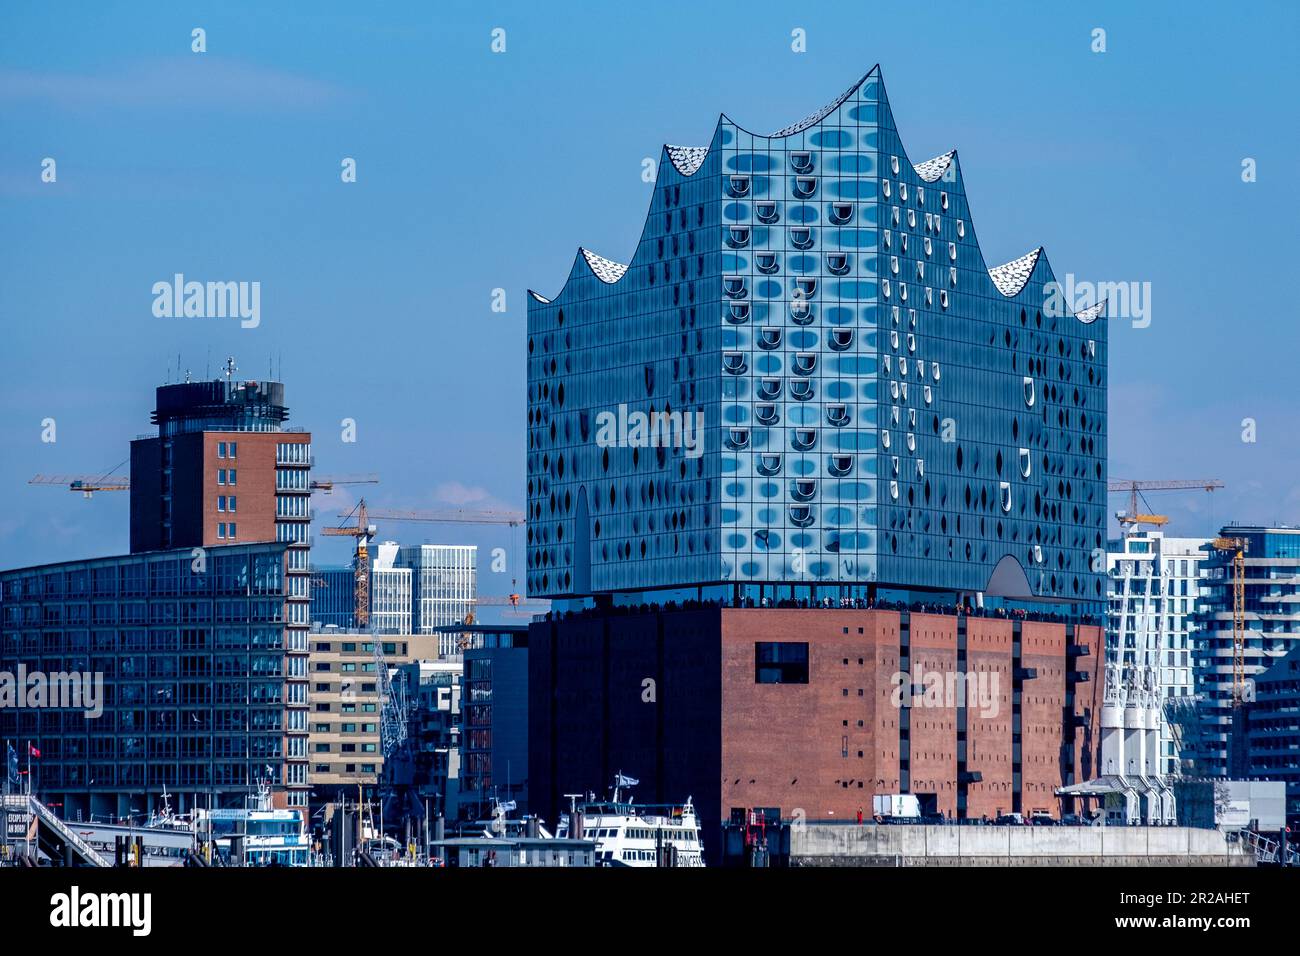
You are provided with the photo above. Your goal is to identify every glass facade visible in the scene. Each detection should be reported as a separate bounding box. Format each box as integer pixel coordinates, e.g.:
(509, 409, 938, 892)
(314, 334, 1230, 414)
(0, 541, 310, 818)
(1193, 526, 1300, 776)
(527, 66, 1107, 602)
(397, 545, 477, 655)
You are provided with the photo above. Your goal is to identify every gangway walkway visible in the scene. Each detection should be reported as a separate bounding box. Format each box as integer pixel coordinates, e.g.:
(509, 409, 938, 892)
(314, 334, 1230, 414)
(1, 793, 110, 867)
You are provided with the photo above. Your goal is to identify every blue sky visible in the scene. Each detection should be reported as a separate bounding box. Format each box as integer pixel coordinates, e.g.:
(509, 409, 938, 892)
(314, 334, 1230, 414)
(1, 0, 1297, 587)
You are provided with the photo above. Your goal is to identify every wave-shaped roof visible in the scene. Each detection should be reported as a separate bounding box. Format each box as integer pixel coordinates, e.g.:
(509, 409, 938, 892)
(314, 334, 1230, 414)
(533, 67, 1095, 319)
(768, 73, 872, 137)
(988, 248, 1044, 297)
(913, 150, 956, 183)
(666, 145, 708, 176)
(580, 247, 628, 284)
(1074, 300, 1106, 324)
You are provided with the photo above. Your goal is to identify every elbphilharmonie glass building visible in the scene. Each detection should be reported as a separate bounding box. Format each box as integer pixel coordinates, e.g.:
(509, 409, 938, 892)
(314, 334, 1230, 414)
(527, 66, 1107, 605)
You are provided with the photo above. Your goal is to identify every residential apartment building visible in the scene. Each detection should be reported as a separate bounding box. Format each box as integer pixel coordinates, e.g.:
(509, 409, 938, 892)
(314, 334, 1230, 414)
(1106, 531, 1208, 774)
(1193, 525, 1300, 776)
(306, 630, 440, 795)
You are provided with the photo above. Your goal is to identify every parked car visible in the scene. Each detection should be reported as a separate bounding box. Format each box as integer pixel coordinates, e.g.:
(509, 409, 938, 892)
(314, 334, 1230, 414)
(994, 813, 1025, 826)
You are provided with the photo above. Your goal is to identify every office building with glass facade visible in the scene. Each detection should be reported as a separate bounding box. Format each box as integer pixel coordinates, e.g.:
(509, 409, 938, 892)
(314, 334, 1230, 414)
(0, 542, 310, 819)
(398, 545, 477, 655)
(1231, 641, 1300, 823)
(311, 543, 413, 634)
(526, 65, 1107, 605)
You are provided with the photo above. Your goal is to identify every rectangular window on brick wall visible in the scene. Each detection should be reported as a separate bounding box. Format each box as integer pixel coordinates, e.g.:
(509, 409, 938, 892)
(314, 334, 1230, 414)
(755, 641, 809, 684)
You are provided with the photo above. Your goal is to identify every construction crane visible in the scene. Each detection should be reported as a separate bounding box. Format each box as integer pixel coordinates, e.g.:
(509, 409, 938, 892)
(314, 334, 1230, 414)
(29, 473, 130, 498)
(374, 640, 409, 759)
(310, 474, 379, 494)
(321, 500, 376, 627)
(1210, 535, 1249, 708)
(362, 506, 524, 527)
(31, 471, 377, 497)
(1107, 479, 1224, 532)
(325, 502, 528, 629)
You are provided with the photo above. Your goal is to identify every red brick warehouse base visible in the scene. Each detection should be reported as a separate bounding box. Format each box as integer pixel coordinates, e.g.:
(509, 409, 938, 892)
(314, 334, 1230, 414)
(529, 606, 1103, 857)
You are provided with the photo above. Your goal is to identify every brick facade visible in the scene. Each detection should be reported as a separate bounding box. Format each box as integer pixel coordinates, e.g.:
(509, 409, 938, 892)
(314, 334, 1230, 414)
(530, 606, 1103, 859)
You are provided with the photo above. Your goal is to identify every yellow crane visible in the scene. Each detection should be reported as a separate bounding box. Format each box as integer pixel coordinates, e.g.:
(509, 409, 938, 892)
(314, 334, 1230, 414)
(1107, 478, 1224, 532)
(29, 473, 131, 498)
(323, 500, 527, 629)
(1210, 536, 1249, 708)
(321, 499, 376, 627)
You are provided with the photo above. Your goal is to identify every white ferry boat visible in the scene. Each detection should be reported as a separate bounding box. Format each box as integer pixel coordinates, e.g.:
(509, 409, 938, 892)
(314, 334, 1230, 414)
(555, 776, 705, 867)
(193, 781, 310, 867)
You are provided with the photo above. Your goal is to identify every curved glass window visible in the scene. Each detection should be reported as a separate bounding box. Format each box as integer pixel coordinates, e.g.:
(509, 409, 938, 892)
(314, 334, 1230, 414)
(793, 177, 818, 199)
(790, 227, 814, 249)
(757, 453, 782, 476)
(757, 378, 782, 401)
(790, 152, 814, 173)
(829, 203, 853, 225)
(755, 252, 779, 274)
(826, 253, 850, 276)
(791, 479, 817, 502)
(828, 455, 853, 477)
(791, 429, 817, 451)
(758, 327, 782, 350)
(789, 379, 814, 401)
(727, 175, 750, 198)
(727, 226, 751, 248)
(792, 353, 817, 376)
(755, 202, 779, 224)
(789, 504, 814, 527)
(727, 302, 751, 324)
(723, 276, 748, 299)
(827, 404, 850, 427)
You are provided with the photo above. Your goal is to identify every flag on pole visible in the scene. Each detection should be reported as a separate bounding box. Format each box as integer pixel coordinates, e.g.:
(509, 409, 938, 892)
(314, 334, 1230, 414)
(5, 742, 16, 783)
(28, 743, 40, 759)
(615, 773, 639, 787)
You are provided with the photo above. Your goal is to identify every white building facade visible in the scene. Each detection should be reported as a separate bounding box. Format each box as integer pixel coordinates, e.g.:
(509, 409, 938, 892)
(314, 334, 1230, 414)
(398, 544, 477, 655)
(1106, 531, 1208, 775)
(370, 541, 414, 634)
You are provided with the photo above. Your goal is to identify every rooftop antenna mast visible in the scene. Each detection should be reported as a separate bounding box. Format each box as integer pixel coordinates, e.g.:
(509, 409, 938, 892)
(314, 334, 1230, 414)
(223, 356, 238, 382)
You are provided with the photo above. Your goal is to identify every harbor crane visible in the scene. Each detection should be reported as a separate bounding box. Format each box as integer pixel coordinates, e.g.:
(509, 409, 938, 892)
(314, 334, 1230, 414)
(1107, 478, 1224, 533)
